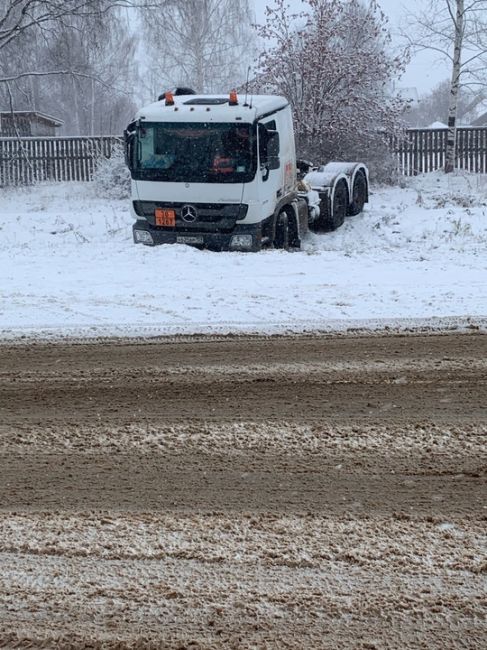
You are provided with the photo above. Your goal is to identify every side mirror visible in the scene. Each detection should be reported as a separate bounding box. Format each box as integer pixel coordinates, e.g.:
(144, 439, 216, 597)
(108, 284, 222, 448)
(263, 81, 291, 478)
(124, 121, 136, 171)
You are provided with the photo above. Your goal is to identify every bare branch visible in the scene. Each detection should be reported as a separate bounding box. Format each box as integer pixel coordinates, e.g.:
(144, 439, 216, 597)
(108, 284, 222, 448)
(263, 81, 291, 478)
(461, 49, 487, 66)
(464, 0, 487, 11)
(402, 36, 454, 61)
(0, 69, 132, 96)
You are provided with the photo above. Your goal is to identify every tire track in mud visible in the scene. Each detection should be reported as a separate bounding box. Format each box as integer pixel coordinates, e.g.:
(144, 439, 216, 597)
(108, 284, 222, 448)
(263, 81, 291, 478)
(1, 333, 486, 425)
(0, 333, 486, 648)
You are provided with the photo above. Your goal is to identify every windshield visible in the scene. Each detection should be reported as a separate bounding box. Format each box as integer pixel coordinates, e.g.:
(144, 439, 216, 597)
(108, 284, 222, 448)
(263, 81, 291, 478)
(134, 122, 256, 183)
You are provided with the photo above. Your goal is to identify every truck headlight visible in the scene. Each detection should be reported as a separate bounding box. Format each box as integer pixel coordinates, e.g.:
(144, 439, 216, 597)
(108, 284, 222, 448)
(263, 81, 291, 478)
(230, 234, 253, 249)
(134, 230, 154, 244)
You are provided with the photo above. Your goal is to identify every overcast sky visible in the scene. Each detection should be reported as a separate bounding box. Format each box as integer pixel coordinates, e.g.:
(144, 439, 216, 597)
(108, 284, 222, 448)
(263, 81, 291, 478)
(253, 0, 450, 96)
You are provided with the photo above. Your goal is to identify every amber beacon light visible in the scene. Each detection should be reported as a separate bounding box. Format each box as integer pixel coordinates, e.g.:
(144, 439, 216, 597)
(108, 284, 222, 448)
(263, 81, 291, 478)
(229, 89, 239, 106)
(165, 91, 175, 106)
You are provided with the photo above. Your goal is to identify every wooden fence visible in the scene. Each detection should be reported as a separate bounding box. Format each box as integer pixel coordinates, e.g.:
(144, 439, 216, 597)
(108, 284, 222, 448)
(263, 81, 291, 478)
(393, 127, 487, 176)
(2, 128, 487, 185)
(0, 135, 122, 186)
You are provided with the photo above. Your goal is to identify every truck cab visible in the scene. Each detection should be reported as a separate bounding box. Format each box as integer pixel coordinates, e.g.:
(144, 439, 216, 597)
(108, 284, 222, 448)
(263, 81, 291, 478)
(125, 90, 303, 251)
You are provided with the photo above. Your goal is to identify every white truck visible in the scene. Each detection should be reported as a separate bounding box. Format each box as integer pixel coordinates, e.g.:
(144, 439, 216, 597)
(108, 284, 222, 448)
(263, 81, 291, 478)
(124, 89, 368, 251)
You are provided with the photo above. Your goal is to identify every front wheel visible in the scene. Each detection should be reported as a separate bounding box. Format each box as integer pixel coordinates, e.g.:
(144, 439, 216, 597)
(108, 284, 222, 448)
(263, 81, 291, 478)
(274, 211, 290, 250)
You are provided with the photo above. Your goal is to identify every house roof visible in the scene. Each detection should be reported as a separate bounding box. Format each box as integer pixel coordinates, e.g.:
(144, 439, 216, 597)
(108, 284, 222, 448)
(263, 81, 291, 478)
(0, 111, 64, 126)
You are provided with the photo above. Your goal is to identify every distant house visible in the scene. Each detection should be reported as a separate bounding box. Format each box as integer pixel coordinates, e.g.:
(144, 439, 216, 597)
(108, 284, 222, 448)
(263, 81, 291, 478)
(0, 111, 63, 137)
(471, 111, 487, 127)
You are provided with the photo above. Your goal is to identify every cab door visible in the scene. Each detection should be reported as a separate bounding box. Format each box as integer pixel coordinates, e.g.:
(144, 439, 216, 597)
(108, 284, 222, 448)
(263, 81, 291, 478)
(257, 120, 282, 216)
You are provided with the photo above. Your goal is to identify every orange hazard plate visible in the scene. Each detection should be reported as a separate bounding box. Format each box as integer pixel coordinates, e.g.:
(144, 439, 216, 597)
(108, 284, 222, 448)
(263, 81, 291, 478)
(155, 208, 176, 227)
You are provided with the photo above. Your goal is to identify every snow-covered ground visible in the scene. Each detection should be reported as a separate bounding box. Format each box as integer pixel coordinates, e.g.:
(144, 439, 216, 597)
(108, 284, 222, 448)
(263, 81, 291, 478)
(1, 172, 486, 339)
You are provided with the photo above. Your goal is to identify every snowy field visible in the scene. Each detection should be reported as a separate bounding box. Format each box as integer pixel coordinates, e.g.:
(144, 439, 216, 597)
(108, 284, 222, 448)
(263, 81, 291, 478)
(1, 172, 486, 339)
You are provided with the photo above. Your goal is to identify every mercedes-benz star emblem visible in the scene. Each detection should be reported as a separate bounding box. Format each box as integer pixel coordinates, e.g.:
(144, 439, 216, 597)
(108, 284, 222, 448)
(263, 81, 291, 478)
(181, 205, 198, 223)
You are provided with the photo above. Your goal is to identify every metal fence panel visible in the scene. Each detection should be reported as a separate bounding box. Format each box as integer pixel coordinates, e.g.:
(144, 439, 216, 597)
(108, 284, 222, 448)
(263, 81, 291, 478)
(0, 135, 122, 186)
(393, 127, 487, 176)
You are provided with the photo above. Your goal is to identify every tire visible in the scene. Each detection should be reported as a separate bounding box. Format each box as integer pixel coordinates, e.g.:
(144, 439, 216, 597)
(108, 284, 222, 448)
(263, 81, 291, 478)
(326, 181, 348, 231)
(348, 171, 367, 216)
(274, 211, 290, 250)
(313, 181, 348, 232)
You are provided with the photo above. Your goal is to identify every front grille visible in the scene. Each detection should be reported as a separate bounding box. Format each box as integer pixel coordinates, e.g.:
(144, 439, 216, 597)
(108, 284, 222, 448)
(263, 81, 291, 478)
(133, 201, 248, 222)
(153, 222, 236, 234)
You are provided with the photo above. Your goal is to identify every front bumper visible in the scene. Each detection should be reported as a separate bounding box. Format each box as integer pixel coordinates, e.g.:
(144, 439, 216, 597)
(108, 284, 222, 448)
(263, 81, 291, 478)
(132, 219, 267, 252)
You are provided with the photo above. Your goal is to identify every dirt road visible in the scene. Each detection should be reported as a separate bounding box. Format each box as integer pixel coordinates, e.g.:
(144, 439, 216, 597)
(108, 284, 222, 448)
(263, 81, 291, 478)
(0, 333, 486, 649)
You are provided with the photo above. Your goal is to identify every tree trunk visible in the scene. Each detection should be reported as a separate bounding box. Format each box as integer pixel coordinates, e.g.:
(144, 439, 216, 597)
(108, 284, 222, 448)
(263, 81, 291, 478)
(90, 78, 95, 136)
(72, 76, 82, 136)
(445, 0, 465, 173)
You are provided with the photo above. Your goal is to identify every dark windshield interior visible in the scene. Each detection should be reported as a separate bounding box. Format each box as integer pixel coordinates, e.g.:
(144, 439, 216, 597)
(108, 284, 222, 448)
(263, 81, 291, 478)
(134, 122, 256, 183)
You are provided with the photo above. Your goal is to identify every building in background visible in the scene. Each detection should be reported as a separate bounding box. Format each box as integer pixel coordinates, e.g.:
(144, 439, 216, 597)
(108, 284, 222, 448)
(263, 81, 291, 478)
(0, 111, 63, 137)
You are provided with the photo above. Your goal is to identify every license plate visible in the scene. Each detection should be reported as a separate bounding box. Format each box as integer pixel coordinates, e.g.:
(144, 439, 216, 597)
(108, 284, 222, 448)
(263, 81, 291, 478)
(176, 235, 204, 245)
(155, 208, 175, 227)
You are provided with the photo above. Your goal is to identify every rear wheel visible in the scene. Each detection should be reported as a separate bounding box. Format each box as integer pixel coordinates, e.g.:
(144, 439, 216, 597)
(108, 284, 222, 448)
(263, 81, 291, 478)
(313, 181, 348, 232)
(348, 172, 367, 216)
(327, 181, 348, 231)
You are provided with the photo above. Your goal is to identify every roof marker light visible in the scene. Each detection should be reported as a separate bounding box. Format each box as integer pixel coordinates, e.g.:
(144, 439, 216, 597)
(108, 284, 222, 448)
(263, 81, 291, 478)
(165, 91, 175, 106)
(229, 89, 238, 106)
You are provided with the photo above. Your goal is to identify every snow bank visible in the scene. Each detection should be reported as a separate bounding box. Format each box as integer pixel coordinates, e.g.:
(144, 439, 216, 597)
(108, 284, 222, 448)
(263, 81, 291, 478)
(0, 172, 486, 340)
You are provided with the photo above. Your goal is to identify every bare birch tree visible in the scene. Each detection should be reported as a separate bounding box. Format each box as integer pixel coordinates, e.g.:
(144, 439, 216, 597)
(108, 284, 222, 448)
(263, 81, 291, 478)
(404, 0, 487, 172)
(0, 1, 154, 133)
(140, 0, 256, 95)
(36, 10, 139, 134)
(0, 1, 146, 61)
